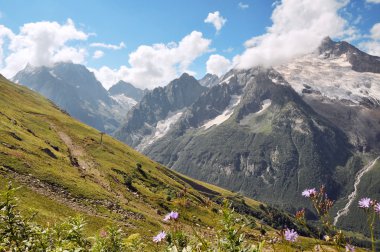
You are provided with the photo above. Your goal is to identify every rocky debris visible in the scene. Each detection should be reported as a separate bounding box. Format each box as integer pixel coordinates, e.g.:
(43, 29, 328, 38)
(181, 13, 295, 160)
(41, 148, 57, 159)
(45, 140, 59, 151)
(9, 132, 22, 141)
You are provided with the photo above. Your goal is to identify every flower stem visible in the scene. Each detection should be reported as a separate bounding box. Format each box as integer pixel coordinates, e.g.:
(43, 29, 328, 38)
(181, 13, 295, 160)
(368, 210, 376, 252)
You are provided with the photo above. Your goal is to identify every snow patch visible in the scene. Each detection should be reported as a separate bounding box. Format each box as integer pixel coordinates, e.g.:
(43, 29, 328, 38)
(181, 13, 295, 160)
(49, 70, 62, 80)
(255, 99, 271, 114)
(137, 110, 184, 151)
(275, 54, 380, 105)
(202, 95, 241, 129)
(220, 74, 235, 85)
(111, 94, 137, 107)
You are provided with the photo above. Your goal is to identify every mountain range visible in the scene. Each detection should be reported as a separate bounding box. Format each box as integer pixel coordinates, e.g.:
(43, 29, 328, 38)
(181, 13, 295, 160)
(115, 37, 380, 236)
(6, 37, 380, 239)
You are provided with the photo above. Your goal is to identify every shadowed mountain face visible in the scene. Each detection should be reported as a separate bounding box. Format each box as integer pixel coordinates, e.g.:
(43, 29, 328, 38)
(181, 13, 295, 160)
(116, 38, 380, 236)
(12, 62, 134, 133)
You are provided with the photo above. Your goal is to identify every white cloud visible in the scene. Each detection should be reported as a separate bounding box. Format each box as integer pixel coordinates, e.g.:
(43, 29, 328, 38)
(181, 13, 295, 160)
(92, 31, 211, 89)
(93, 50, 104, 59)
(223, 47, 234, 53)
(359, 41, 380, 56)
(359, 23, 380, 56)
(204, 11, 227, 32)
(366, 0, 380, 3)
(90, 41, 125, 50)
(206, 54, 231, 76)
(234, 0, 350, 69)
(0, 25, 14, 68)
(238, 2, 249, 9)
(370, 23, 380, 40)
(0, 19, 88, 78)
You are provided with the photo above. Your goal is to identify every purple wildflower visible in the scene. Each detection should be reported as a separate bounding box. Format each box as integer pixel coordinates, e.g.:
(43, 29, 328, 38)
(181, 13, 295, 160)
(153, 231, 166, 243)
(99, 230, 107, 238)
(345, 244, 355, 252)
(375, 203, 380, 213)
(302, 188, 316, 198)
(358, 197, 372, 209)
(284, 228, 298, 242)
(163, 211, 179, 222)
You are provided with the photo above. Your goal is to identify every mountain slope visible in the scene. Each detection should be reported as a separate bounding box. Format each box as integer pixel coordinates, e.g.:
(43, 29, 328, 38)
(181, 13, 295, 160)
(0, 74, 289, 241)
(114, 73, 208, 150)
(12, 63, 133, 133)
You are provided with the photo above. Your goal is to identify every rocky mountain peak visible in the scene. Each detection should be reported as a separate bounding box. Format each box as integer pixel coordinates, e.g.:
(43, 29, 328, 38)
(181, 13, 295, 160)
(199, 73, 219, 87)
(317, 37, 380, 73)
(108, 80, 144, 102)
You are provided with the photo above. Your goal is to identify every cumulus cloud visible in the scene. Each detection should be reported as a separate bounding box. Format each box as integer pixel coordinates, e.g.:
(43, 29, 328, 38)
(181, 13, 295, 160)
(0, 25, 14, 68)
(92, 31, 211, 89)
(206, 54, 231, 76)
(370, 23, 380, 39)
(90, 41, 125, 50)
(359, 23, 380, 56)
(204, 11, 227, 32)
(0, 19, 88, 78)
(234, 0, 350, 69)
(366, 0, 380, 3)
(93, 50, 104, 59)
(238, 2, 249, 9)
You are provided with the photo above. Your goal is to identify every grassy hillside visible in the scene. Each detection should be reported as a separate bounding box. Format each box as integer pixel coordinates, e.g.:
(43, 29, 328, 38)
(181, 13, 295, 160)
(0, 75, 370, 251)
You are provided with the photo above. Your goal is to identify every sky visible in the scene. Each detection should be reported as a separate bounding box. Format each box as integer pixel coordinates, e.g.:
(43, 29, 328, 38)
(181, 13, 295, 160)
(0, 0, 379, 89)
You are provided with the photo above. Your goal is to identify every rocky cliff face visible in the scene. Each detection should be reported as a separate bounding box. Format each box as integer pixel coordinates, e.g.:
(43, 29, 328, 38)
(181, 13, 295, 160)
(318, 37, 380, 73)
(199, 73, 219, 88)
(114, 73, 208, 149)
(144, 68, 354, 211)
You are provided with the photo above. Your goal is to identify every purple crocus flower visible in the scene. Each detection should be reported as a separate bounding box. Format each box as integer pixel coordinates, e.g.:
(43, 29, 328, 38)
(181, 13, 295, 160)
(302, 188, 316, 198)
(375, 203, 380, 213)
(358, 197, 372, 209)
(284, 228, 298, 242)
(345, 244, 355, 252)
(153, 231, 166, 243)
(163, 211, 179, 221)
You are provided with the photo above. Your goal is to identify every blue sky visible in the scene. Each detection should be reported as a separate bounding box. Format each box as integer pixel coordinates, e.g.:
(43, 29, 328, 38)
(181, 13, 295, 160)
(0, 0, 379, 89)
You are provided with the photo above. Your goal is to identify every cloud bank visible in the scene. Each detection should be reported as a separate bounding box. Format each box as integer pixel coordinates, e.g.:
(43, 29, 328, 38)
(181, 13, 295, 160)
(359, 23, 380, 56)
(92, 31, 211, 89)
(206, 54, 231, 76)
(234, 0, 350, 69)
(0, 19, 88, 78)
